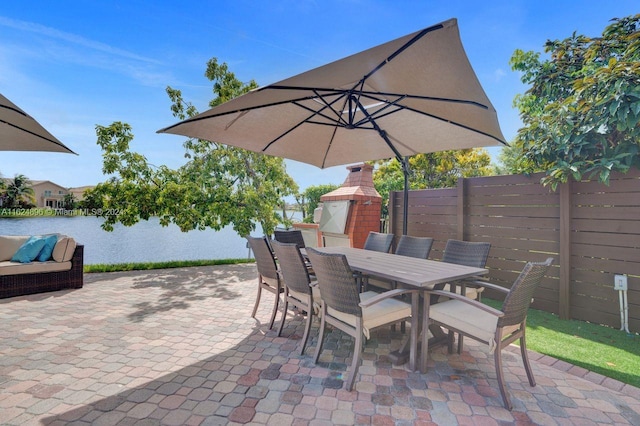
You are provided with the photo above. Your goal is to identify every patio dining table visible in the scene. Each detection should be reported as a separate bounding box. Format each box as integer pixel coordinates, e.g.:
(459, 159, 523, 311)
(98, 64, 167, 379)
(309, 246, 488, 372)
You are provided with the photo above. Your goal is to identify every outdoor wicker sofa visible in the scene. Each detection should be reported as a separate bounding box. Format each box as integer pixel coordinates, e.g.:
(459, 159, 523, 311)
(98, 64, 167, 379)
(0, 235, 84, 299)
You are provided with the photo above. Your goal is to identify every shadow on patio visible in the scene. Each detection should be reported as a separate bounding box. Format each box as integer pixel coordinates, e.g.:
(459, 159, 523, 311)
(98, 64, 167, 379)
(1, 264, 638, 425)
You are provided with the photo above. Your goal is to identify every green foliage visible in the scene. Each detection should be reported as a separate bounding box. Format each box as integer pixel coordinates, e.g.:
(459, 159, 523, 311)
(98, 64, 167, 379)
(510, 14, 640, 189)
(2, 174, 35, 208)
(373, 149, 493, 215)
(85, 58, 298, 236)
(494, 143, 545, 175)
(298, 184, 340, 223)
(61, 193, 77, 210)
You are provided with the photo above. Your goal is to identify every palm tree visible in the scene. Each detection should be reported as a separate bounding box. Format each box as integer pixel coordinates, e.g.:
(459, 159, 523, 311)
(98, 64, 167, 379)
(5, 174, 35, 208)
(0, 173, 6, 207)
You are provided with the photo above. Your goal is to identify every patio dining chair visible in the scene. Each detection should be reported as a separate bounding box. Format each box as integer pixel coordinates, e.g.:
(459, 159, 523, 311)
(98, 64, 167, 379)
(396, 235, 434, 259)
(246, 236, 284, 329)
(363, 231, 394, 253)
(439, 239, 491, 353)
(424, 257, 553, 410)
(271, 240, 321, 355)
(274, 229, 306, 248)
(366, 235, 434, 292)
(306, 247, 418, 391)
(359, 232, 394, 291)
(273, 228, 315, 274)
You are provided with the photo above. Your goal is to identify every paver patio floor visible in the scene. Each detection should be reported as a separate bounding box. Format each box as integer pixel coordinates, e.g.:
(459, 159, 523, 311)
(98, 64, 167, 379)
(1, 264, 639, 425)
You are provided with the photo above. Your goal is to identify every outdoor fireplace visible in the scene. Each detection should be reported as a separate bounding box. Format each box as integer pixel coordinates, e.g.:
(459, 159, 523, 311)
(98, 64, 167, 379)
(318, 163, 382, 248)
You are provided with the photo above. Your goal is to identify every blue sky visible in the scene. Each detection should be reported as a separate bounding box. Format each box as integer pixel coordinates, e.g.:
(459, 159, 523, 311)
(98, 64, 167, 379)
(1, 1, 637, 191)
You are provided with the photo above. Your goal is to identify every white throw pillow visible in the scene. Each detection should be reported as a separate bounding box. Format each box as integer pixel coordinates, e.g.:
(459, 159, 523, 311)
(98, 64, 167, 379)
(52, 237, 77, 262)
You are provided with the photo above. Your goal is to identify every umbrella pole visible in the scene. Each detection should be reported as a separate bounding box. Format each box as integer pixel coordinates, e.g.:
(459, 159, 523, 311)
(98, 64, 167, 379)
(370, 125, 410, 236)
(402, 156, 409, 236)
(354, 98, 411, 235)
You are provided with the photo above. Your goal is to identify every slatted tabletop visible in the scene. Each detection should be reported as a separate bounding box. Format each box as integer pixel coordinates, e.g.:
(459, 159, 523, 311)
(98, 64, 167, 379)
(312, 246, 487, 288)
(306, 246, 488, 372)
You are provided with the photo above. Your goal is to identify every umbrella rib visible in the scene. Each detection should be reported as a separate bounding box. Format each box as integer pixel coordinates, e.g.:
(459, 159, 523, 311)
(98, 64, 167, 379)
(268, 86, 490, 110)
(261, 91, 350, 152)
(354, 22, 446, 92)
(388, 104, 508, 146)
(0, 119, 70, 149)
(300, 89, 350, 126)
(161, 85, 490, 132)
(1, 103, 28, 117)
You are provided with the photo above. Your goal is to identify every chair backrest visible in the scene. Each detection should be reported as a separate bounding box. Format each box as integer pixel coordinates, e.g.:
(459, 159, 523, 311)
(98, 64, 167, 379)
(442, 239, 491, 268)
(271, 240, 311, 294)
(306, 248, 361, 317)
(395, 235, 433, 259)
(499, 258, 554, 327)
(274, 229, 306, 248)
(246, 236, 278, 281)
(363, 232, 394, 253)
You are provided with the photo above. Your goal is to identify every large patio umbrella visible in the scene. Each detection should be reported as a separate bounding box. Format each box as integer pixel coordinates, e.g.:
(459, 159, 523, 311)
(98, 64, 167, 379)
(159, 18, 506, 234)
(0, 93, 76, 154)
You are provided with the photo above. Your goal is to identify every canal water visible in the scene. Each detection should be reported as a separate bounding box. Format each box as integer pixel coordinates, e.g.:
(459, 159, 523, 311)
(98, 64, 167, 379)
(0, 215, 281, 265)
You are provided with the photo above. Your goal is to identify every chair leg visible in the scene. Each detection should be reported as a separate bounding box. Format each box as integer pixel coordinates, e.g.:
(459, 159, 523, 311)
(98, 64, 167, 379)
(268, 288, 280, 330)
(277, 296, 289, 337)
(447, 329, 455, 354)
(345, 318, 363, 391)
(520, 331, 536, 387)
(251, 277, 263, 319)
(494, 333, 513, 410)
(299, 297, 313, 356)
(313, 305, 327, 364)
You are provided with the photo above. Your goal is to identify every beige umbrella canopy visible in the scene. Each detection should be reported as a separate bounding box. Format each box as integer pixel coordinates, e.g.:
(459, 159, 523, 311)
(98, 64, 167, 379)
(159, 18, 506, 233)
(0, 93, 76, 154)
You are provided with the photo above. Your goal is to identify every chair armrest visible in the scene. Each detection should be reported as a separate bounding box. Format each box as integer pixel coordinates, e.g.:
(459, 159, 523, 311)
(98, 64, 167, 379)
(460, 277, 509, 293)
(427, 289, 504, 317)
(359, 288, 420, 308)
(466, 280, 510, 294)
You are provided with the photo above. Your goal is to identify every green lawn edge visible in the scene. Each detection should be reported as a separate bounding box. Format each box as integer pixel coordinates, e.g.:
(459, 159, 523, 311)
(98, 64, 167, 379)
(84, 258, 254, 273)
(484, 298, 640, 388)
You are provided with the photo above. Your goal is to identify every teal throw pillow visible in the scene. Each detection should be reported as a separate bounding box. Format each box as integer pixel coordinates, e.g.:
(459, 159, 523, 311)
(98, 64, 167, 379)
(11, 236, 48, 263)
(36, 234, 58, 262)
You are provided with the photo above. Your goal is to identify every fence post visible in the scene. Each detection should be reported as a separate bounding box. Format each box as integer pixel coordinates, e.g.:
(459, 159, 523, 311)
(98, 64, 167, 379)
(559, 180, 571, 320)
(457, 177, 466, 240)
(388, 191, 396, 236)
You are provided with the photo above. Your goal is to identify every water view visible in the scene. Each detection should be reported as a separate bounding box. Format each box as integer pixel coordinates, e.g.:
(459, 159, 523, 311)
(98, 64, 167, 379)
(0, 216, 259, 265)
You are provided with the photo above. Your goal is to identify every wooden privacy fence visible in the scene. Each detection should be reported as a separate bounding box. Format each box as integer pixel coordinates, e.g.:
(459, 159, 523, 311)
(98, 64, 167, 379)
(388, 169, 640, 331)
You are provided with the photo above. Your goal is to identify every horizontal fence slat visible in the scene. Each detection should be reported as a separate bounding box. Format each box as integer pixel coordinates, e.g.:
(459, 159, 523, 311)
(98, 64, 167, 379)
(389, 170, 640, 329)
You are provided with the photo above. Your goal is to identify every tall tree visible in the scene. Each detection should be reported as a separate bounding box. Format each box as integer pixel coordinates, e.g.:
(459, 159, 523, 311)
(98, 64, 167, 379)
(373, 149, 492, 215)
(86, 58, 298, 236)
(298, 184, 340, 223)
(510, 14, 640, 189)
(4, 174, 35, 208)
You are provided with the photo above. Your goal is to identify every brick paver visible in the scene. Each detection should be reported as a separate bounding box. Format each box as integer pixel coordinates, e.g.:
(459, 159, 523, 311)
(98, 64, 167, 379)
(1, 264, 639, 425)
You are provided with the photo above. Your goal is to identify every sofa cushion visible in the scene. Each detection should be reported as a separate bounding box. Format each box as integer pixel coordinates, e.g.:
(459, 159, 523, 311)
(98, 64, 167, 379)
(0, 260, 73, 276)
(36, 234, 59, 262)
(0, 236, 30, 261)
(11, 236, 48, 263)
(53, 237, 77, 262)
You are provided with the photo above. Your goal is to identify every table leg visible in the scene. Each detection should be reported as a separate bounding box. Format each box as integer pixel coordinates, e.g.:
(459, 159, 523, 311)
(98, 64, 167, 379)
(420, 292, 430, 373)
(409, 292, 418, 371)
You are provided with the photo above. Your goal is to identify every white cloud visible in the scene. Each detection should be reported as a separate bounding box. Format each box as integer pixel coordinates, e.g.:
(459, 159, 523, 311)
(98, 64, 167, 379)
(0, 16, 159, 64)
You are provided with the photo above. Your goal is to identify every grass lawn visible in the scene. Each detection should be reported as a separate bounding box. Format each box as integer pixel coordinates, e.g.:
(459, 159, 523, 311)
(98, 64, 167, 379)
(84, 258, 253, 273)
(484, 298, 640, 388)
